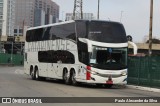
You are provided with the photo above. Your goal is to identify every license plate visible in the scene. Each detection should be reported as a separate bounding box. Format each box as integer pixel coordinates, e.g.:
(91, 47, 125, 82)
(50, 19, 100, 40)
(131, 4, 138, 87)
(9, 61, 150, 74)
(106, 80, 113, 84)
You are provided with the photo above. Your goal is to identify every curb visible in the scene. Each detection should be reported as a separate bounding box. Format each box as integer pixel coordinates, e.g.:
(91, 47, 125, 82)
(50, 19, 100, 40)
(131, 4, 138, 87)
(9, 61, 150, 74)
(0, 63, 14, 67)
(127, 85, 160, 93)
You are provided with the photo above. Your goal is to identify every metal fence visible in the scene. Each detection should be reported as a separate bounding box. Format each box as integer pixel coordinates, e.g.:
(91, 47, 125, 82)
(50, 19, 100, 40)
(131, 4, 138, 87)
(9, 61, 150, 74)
(0, 53, 24, 65)
(128, 56, 160, 88)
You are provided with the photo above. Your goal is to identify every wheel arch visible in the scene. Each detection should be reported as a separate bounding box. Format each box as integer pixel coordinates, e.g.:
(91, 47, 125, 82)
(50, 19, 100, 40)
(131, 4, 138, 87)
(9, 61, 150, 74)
(70, 68, 75, 73)
(30, 65, 34, 75)
(34, 65, 38, 71)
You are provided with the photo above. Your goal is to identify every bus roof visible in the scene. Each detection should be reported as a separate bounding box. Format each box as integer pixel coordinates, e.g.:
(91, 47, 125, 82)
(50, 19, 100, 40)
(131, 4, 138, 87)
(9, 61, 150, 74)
(27, 19, 122, 31)
(27, 20, 75, 31)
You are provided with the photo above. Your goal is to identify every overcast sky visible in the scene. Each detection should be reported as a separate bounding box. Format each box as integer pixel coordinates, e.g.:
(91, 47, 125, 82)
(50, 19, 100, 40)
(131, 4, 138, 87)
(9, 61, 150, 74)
(53, 0, 160, 43)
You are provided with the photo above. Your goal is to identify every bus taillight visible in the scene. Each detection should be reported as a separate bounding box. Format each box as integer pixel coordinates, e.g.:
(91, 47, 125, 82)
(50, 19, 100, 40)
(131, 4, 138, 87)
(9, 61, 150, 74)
(86, 66, 91, 80)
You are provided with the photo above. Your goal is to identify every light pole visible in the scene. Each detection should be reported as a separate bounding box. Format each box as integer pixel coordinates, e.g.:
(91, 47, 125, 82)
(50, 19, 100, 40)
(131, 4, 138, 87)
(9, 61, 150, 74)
(120, 11, 124, 23)
(0, 30, 1, 53)
(149, 0, 153, 56)
(0, 19, 4, 53)
(62, 11, 64, 21)
(97, 0, 100, 19)
(11, 41, 13, 64)
(0, 28, 1, 53)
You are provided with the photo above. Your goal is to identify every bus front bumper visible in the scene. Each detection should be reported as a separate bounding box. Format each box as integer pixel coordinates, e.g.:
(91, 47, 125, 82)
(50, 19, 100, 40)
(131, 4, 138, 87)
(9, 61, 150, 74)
(85, 75, 127, 85)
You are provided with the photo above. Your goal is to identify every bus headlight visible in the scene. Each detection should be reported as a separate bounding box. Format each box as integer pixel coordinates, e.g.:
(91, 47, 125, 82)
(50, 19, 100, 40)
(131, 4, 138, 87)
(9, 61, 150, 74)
(121, 71, 127, 76)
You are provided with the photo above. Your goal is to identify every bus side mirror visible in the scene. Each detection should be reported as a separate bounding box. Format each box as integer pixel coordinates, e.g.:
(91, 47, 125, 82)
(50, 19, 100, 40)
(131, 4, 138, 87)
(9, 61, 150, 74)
(127, 35, 132, 42)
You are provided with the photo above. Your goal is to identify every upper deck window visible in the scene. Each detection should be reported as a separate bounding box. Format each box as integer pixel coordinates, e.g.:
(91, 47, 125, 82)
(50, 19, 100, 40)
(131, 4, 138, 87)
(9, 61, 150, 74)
(88, 21, 127, 43)
(26, 22, 76, 42)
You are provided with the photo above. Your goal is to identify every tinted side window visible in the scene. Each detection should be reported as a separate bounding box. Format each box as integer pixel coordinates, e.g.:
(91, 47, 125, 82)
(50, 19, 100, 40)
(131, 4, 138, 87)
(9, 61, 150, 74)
(26, 23, 76, 42)
(26, 28, 44, 42)
(26, 30, 34, 42)
(26, 31, 29, 42)
(50, 23, 76, 41)
(42, 27, 51, 40)
(77, 40, 89, 65)
(38, 50, 75, 64)
(76, 21, 87, 38)
(35, 28, 43, 41)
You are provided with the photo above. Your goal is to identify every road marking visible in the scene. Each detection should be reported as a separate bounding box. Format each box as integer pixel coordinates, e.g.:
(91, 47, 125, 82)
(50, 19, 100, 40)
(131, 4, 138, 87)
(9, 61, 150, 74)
(14, 69, 24, 75)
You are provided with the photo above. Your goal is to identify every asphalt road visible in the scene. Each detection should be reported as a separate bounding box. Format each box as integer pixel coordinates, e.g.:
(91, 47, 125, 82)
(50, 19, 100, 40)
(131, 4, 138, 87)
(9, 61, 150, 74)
(0, 66, 160, 106)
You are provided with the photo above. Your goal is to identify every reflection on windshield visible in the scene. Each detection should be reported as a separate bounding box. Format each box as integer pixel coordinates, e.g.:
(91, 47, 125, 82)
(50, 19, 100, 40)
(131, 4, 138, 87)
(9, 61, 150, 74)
(88, 21, 127, 43)
(90, 46, 127, 70)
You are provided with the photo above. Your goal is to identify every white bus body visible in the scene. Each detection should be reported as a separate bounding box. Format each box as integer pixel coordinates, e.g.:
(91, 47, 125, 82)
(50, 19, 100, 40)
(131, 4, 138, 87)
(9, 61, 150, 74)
(24, 20, 128, 87)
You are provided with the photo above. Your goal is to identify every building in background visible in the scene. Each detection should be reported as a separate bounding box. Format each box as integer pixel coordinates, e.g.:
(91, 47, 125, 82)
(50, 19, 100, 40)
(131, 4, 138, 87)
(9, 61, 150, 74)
(14, 0, 59, 36)
(14, 0, 35, 36)
(0, 0, 3, 37)
(0, 0, 3, 52)
(34, 0, 59, 26)
(0, 0, 15, 37)
(65, 13, 94, 21)
(0, 0, 15, 53)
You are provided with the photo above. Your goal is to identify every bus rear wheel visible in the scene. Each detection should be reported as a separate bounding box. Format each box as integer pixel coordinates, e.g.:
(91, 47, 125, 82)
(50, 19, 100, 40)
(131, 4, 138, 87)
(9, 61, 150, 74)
(30, 69, 36, 80)
(35, 68, 45, 81)
(63, 69, 71, 85)
(30, 66, 35, 80)
(35, 69, 40, 80)
(31, 71, 35, 80)
(71, 70, 78, 86)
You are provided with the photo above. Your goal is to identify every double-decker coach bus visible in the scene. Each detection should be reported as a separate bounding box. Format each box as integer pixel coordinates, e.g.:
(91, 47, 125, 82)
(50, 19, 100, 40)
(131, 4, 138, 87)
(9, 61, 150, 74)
(24, 20, 128, 88)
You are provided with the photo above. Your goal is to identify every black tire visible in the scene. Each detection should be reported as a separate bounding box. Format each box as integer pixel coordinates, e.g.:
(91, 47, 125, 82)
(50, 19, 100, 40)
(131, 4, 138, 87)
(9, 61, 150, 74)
(35, 69, 40, 80)
(63, 69, 71, 85)
(35, 68, 45, 81)
(71, 70, 78, 86)
(30, 68, 35, 80)
(105, 84, 113, 88)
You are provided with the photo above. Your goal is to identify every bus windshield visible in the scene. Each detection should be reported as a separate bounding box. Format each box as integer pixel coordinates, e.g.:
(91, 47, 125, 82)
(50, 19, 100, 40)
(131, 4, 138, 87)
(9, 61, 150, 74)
(90, 46, 127, 70)
(88, 21, 127, 43)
